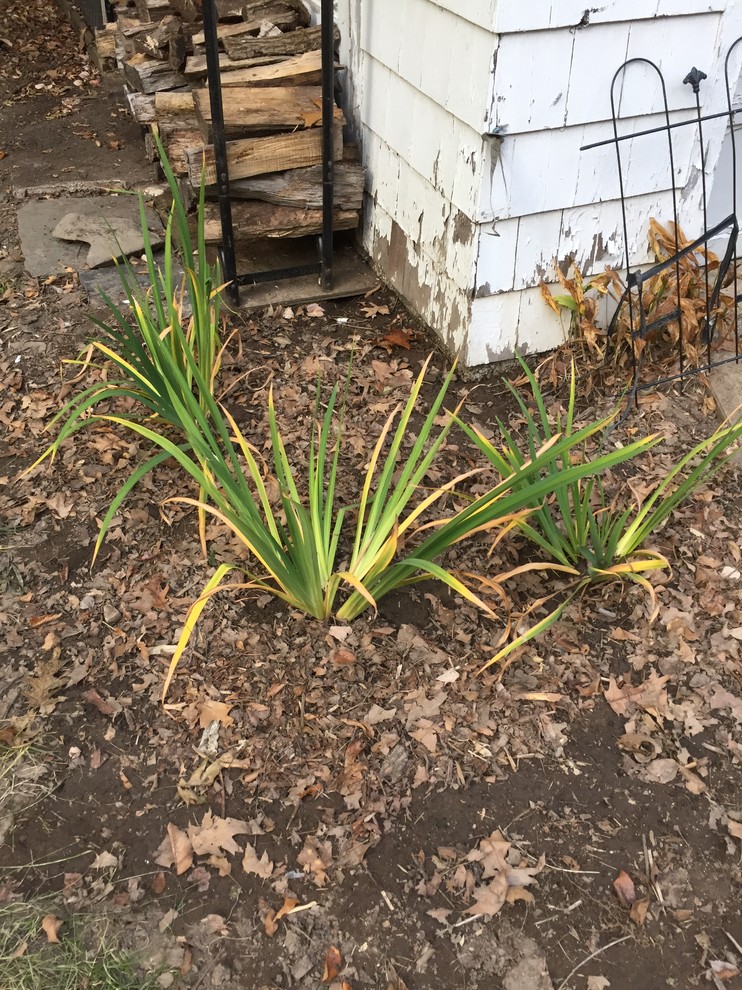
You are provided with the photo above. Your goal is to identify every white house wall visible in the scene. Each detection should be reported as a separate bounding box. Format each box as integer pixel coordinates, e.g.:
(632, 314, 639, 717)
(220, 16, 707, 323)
(334, 0, 497, 352)
(332, 0, 739, 365)
(470, 1, 739, 365)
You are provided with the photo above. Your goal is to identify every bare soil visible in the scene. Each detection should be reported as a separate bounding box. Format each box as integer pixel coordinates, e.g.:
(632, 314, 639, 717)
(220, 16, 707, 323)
(1, 3, 741, 990)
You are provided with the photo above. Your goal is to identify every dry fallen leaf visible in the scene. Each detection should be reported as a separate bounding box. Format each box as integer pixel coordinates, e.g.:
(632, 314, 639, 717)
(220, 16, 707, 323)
(154, 823, 194, 875)
(274, 896, 300, 922)
(377, 326, 412, 350)
(90, 850, 118, 870)
(464, 831, 543, 918)
(45, 492, 74, 519)
(323, 945, 342, 982)
(197, 699, 234, 728)
(466, 874, 509, 916)
(22, 658, 66, 712)
(641, 758, 679, 784)
(41, 914, 63, 943)
(330, 647, 356, 666)
(604, 672, 670, 717)
(82, 689, 119, 717)
(188, 811, 248, 858)
(613, 870, 637, 907)
(361, 302, 390, 318)
(709, 959, 739, 982)
(258, 897, 277, 937)
(242, 843, 274, 879)
(297, 836, 333, 886)
(150, 872, 166, 895)
(629, 897, 649, 926)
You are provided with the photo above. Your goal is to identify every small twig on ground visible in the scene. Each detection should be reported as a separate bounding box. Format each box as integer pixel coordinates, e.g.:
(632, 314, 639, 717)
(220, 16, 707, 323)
(452, 914, 484, 928)
(536, 900, 583, 926)
(555, 934, 634, 990)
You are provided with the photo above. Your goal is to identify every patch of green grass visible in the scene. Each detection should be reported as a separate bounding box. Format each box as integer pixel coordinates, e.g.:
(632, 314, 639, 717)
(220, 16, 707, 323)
(0, 900, 169, 990)
(0, 275, 20, 296)
(0, 731, 54, 846)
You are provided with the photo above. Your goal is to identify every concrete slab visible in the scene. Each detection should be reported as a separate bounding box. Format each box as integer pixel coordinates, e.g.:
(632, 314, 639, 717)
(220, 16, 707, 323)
(53, 212, 163, 269)
(79, 254, 186, 313)
(709, 359, 742, 466)
(17, 195, 163, 277)
(234, 242, 378, 310)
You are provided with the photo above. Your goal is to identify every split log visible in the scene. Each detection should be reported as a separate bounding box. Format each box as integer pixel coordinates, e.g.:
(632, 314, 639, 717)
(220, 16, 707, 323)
(191, 11, 301, 46)
(198, 200, 359, 243)
(184, 52, 285, 79)
(162, 127, 204, 175)
(193, 85, 344, 139)
(95, 26, 117, 64)
(186, 123, 343, 185)
(127, 91, 157, 123)
(222, 162, 365, 211)
(216, 0, 247, 20)
(116, 17, 157, 57)
(123, 53, 188, 93)
(216, 0, 309, 23)
(169, 0, 201, 22)
(154, 91, 198, 128)
(168, 31, 189, 71)
(223, 24, 339, 62)
(243, 0, 310, 25)
(132, 16, 187, 61)
(146, 124, 203, 174)
(135, 0, 171, 23)
(219, 50, 340, 88)
(117, 18, 151, 57)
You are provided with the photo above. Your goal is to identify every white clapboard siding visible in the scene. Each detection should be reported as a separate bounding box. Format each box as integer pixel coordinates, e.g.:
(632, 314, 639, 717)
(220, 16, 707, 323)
(494, 0, 728, 34)
(334, 0, 738, 364)
(490, 14, 722, 135)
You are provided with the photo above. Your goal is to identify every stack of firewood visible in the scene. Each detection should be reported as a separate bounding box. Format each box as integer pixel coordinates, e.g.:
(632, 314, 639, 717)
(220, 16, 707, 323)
(97, 0, 364, 244)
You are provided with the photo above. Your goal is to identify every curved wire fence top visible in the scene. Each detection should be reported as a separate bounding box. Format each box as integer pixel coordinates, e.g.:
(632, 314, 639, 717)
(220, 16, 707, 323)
(581, 38, 742, 391)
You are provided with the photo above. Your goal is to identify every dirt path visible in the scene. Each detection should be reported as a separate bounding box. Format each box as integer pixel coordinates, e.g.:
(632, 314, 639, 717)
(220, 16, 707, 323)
(1, 3, 741, 990)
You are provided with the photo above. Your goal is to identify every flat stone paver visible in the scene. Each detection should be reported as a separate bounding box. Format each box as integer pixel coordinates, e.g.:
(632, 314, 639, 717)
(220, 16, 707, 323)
(17, 194, 163, 276)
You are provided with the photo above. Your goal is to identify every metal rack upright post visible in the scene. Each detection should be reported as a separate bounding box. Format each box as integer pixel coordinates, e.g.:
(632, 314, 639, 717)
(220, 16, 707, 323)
(201, 0, 336, 304)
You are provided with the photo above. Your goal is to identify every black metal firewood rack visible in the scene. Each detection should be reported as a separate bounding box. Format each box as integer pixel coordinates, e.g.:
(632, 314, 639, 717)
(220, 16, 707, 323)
(202, 0, 336, 305)
(580, 38, 742, 391)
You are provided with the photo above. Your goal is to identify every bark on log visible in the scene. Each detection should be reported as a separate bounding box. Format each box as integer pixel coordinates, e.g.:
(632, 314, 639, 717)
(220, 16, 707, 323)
(221, 162, 365, 211)
(191, 11, 300, 46)
(223, 24, 339, 62)
(127, 91, 157, 123)
(132, 16, 186, 61)
(198, 200, 359, 242)
(186, 123, 343, 185)
(95, 27, 117, 63)
(216, 0, 247, 20)
(168, 31, 189, 71)
(242, 0, 310, 26)
(169, 0, 200, 23)
(193, 85, 343, 139)
(122, 53, 188, 93)
(117, 18, 150, 57)
(135, 0, 171, 23)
